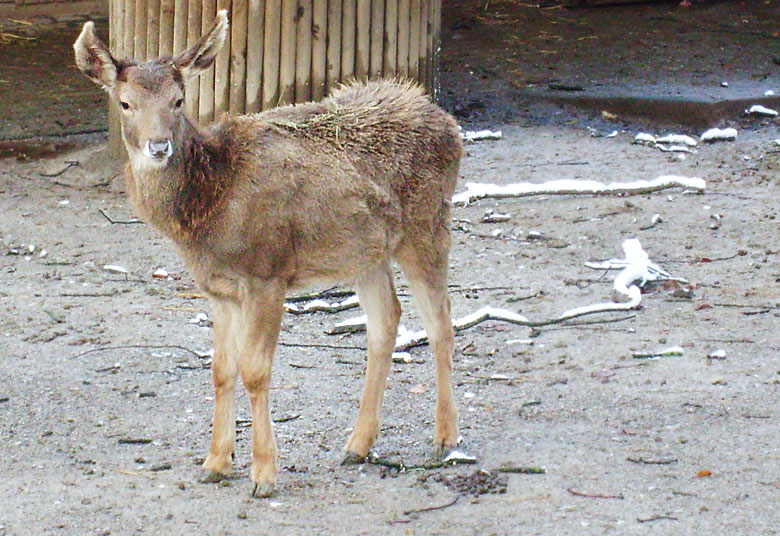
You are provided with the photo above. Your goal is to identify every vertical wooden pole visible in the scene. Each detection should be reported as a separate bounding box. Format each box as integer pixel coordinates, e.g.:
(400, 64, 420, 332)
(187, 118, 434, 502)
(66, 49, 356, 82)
(159, 0, 175, 57)
(231, 0, 249, 113)
(369, 0, 383, 78)
(396, 0, 408, 77)
(173, 0, 188, 53)
(426, 0, 433, 91)
(295, 0, 313, 102)
(325, 0, 342, 93)
(214, 0, 233, 119)
(123, 0, 135, 59)
(341, 0, 355, 79)
(431, 0, 439, 97)
(311, 0, 327, 100)
(108, 0, 122, 156)
(134, 0, 148, 60)
(199, 0, 217, 122)
(383, 0, 396, 77)
(408, 0, 419, 78)
(185, 0, 202, 119)
(147, 0, 161, 58)
(113, 0, 125, 58)
(355, 0, 369, 79)
(246, 0, 265, 113)
(279, 0, 297, 105)
(262, 0, 282, 109)
(418, 0, 428, 87)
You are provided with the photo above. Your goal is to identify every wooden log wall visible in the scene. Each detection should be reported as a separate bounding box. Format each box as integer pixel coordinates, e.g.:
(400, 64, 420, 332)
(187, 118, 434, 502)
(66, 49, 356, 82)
(108, 0, 441, 152)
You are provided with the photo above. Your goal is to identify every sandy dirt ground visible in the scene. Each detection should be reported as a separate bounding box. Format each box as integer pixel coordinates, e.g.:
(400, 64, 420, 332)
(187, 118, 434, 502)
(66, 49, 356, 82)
(1, 1, 779, 535)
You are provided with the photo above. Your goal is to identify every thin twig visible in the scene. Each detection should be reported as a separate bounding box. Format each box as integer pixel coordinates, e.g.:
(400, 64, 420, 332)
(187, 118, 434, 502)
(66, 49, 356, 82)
(567, 488, 624, 500)
(403, 495, 460, 516)
(39, 160, 79, 178)
(98, 209, 142, 225)
(638, 515, 678, 523)
(627, 457, 678, 465)
(69, 344, 204, 360)
(279, 341, 365, 351)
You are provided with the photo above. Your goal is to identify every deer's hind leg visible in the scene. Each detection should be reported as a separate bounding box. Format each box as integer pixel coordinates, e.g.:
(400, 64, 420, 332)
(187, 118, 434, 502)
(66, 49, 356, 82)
(395, 227, 458, 456)
(200, 298, 242, 482)
(342, 262, 401, 463)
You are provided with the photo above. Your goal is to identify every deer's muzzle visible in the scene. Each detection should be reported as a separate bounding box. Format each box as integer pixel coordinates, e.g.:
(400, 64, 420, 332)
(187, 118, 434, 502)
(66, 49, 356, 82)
(145, 139, 173, 161)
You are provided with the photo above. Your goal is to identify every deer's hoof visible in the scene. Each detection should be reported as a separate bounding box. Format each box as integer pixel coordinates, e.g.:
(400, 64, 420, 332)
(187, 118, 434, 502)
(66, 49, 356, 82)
(198, 469, 226, 484)
(340, 451, 366, 466)
(251, 481, 275, 498)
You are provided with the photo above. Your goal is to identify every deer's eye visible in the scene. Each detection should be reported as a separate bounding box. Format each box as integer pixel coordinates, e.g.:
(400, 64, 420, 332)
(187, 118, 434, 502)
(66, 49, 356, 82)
(175, 99, 184, 108)
(120, 101, 130, 110)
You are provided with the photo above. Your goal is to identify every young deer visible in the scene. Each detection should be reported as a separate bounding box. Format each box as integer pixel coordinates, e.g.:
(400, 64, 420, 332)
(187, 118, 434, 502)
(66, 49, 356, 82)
(74, 11, 462, 497)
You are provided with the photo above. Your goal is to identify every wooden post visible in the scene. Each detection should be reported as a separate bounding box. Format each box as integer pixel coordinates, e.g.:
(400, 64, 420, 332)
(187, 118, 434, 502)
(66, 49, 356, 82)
(123, 0, 135, 59)
(262, 0, 281, 109)
(199, 0, 217, 122)
(108, 0, 122, 156)
(325, 0, 342, 93)
(408, 0, 419, 78)
(295, 0, 313, 103)
(214, 0, 233, 119)
(369, 0, 383, 78)
(159, 0, 175, 56)
(341, 0, 355, 79)
(431, 0, 439, 97)
(355, 0, 369, 79)
(134, 0, 148, 60)
(418, 0, 428, 87)
(185, 0, 202, 118)
(230, 0, 249, 113)
(173, 0, 188, 53)
(245, 0, 264, 112)
(147, 0, 161, 58)
(396, 0, 408, 77)
(383, 0, 397, 77)
(279, 0, 297, 105)
(311, 0, 327, 100)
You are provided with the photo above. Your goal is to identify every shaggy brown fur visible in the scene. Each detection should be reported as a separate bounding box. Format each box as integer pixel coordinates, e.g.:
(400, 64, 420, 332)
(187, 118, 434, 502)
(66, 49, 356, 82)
(74, 10, 463, 498)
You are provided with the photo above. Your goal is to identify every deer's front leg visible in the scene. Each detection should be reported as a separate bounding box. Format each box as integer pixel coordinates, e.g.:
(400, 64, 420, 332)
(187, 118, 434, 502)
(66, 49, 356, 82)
(200, 299, 241, 483)
(238, 279, 287, 498)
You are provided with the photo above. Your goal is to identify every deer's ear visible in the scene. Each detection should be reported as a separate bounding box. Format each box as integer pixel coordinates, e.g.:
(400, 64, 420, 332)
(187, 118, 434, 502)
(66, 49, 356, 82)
(73, 21, 119, 91)
(173, 10, 228, 80)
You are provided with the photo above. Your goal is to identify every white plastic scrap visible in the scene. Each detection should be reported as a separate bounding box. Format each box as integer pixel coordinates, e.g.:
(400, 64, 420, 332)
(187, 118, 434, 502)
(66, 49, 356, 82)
(633, 133, 656, 145)
(461, 130, 503, 142)
(656, 134, 697, 147)
(656, 144, 694, 154)
(700, 128, 737, 142)
(103, 264, 128, 274)
(745, 105, 778, 117)
(189, 312, 209, 324)
(443, 450, 477, 465)
(581, 238, 678, 311)
(285, 294, 360, 315)
(632, 346, 684, 359)
(765, 90, 776, 96)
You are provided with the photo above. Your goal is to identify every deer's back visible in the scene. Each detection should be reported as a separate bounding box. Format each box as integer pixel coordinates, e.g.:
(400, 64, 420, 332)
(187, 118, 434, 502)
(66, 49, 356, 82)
(192, 80, 462, 291)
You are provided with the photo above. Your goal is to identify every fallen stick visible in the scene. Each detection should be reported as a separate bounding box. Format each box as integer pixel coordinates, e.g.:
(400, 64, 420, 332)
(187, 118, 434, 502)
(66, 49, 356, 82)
(567, 488, 624, 500)
(330, 239, 675, 351)
(452, 175, 705, 205)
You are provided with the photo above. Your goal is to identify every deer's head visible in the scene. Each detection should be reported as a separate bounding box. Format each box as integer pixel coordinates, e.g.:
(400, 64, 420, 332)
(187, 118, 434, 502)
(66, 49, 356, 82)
(74, 11, 228, 168)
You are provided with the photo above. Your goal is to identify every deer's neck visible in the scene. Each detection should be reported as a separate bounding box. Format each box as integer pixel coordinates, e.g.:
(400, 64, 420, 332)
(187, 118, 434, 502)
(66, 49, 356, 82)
(126, 118, 239, 243)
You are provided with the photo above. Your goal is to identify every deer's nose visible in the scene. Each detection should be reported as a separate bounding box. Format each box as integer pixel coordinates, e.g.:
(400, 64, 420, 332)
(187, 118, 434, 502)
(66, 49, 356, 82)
(146, 139, 172, 159)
